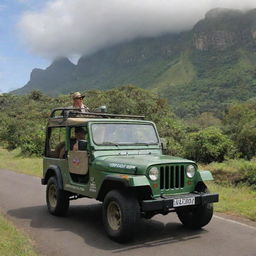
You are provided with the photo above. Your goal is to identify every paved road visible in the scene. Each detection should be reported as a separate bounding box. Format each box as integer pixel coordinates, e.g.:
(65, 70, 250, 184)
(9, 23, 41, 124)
(0, 169, 256, 256)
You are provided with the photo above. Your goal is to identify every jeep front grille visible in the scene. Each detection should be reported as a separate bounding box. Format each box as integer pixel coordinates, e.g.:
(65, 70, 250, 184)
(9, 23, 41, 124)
(160, 165, 185, 190)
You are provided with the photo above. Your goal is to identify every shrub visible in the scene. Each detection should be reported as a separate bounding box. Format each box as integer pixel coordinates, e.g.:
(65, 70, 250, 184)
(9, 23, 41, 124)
(223, 102, 256, 159)
(203, 159, 256, 189)
(185, 127, 236, 163)
(238, 160, 256, 189)
(236, 119, 256, 160)
(19, 128, 45, 156)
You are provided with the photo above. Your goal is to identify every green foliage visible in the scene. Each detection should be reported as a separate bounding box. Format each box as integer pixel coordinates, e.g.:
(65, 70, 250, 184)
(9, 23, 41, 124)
(160, 48, 256, 118)
(0, 87, 181, 156)
(156, 116, 187, 156)
(237, 120, 256, 159)
(1, 86, 255, 168)
(1, 86, 256, 190)
(186, 112, 222, 130)
(0, 120, 22, 150)
(86, 85, 173, 122)
(185, 127, 236, 163)
(203, 159, 256, 189)
(13, 40, 256, 119)
(19, 126, 45, 156)
(223, 101, 256, 159)
(0, 91, 69, 156)
(237, 159, 256, 189)
(28, 90, 45, 101)
(85, 85, 187, 155)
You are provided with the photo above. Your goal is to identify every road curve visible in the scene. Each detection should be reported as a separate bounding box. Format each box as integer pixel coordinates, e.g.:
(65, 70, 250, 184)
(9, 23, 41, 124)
(0, 169, 255, 256)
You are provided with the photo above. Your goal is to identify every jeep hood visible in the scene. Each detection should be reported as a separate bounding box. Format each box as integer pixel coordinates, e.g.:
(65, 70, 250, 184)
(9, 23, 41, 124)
(94, 154, 195, 175)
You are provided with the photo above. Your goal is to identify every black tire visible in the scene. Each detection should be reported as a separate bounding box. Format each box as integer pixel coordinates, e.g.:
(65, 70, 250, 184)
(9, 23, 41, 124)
(176, 185, 213, 229)
(46, 176, 70, 216)
(102, 190, 140, 242)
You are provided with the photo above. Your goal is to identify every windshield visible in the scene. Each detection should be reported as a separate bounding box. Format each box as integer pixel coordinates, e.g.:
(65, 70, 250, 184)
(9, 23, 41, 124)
(92, 123, 159, 145)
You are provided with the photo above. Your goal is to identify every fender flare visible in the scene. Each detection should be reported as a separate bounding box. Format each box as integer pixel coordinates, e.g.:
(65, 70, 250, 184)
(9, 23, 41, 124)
(42, 165, 64, 190)
(96, 175, 152, 202)
(96, 176, 130, 201)
(197, 170, 214, 182)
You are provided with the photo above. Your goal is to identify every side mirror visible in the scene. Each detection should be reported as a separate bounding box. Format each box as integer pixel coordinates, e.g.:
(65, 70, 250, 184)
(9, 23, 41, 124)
(78, 140, 88, 151)
(94, 105, 107, 113)
(160, 138, 167, 152)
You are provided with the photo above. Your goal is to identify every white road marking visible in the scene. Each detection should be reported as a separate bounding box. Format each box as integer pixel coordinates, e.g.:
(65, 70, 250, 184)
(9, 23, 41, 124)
(214, 215, 256, 231)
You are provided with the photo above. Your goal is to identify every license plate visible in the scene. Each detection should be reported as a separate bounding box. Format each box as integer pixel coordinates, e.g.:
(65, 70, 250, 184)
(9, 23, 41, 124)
(173, 197, 195, 207)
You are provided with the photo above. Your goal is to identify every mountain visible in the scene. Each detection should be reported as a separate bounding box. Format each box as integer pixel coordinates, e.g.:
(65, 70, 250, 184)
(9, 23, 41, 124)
(13, 8, 256, 117)
(14, 57, 77, 95)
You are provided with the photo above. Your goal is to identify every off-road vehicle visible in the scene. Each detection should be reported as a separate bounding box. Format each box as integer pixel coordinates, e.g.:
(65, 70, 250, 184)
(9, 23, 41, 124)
(41, 108, 219, 242)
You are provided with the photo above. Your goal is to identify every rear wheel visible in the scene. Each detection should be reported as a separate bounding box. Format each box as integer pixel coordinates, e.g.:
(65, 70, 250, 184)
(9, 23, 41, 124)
(46, 176, 69, 216)
(176, 184, 213, 229)
(102, 190, 140, 242)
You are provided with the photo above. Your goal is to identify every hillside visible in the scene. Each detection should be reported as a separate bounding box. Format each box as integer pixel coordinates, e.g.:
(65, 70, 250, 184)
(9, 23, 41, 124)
(13, 8, 256, 117)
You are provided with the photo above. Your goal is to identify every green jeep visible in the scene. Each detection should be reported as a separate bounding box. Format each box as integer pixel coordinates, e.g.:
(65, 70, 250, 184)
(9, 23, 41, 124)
(41, 108, 219, 242)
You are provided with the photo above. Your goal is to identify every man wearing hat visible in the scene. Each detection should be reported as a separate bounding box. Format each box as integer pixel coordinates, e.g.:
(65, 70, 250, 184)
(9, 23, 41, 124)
(71, 92, 90, 112)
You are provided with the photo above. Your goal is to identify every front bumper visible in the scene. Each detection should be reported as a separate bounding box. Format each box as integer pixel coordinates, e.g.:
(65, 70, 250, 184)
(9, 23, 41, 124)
(141, 193, 219, 212)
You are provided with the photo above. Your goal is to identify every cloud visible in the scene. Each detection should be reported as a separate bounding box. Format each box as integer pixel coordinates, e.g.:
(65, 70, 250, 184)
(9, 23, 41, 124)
(18, 0, 256, 59)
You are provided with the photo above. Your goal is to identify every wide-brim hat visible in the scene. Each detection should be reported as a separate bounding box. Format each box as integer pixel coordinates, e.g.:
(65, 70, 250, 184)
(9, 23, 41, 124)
(72, 92, 85, 99)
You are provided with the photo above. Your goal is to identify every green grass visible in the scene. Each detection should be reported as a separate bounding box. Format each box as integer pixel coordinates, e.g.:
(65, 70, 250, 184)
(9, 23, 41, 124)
(208, 183, 256, 221)
(0, 148, 41, 177)
(203, 159, 256, 220)
(0, 213, 37, 256)
(0, 149, 39, 255)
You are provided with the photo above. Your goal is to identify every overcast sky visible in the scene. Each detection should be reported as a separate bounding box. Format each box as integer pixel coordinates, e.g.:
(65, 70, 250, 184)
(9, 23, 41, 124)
(1, 0, 256, 92)
(19, 0, 256, 59)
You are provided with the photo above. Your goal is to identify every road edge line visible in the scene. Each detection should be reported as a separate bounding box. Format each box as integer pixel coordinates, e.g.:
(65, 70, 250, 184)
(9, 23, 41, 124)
(213, 215, 256, 231)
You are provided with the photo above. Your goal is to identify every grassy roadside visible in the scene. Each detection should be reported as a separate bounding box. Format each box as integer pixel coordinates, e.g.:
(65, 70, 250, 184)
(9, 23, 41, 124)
(207, 183, 256, 221)
(202, 160, 256, 221)
(0, 148, 41, 177)
(0, 148, 40, 255)
(0, 213, 37, 256)
(0, 147, 256, 221)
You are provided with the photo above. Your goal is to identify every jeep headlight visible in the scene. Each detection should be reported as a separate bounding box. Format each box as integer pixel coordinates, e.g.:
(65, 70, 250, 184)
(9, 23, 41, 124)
(186, 165, 196, 178)
(149, 167, 159, 181)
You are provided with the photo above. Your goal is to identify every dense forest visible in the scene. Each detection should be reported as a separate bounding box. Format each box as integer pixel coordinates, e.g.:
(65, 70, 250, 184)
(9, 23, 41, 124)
(1, 85, 256, 158)
(1, 85, 255, 165)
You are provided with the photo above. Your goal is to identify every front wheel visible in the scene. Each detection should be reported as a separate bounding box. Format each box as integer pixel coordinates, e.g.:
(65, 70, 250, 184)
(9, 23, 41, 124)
(176, 203, 213, 229)
(176, 184, 213, 229)
(46, 176, 70, 216)
(102, 190, 140, 242)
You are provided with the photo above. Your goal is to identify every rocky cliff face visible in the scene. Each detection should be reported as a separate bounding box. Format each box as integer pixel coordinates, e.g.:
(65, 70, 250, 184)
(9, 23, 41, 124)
(193, 31, 236, 50)
(193, 8, 256, 50)
(252, 30, 256, 39)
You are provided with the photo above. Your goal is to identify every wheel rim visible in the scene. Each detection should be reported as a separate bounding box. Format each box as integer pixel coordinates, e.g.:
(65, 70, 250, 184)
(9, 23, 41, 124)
(48, 184, 57, 208)
(107, 201, 121, 231)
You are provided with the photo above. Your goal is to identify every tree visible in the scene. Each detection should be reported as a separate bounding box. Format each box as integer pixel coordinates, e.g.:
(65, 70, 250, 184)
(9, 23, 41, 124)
(185, 127, 236, 163)
(223, 102, 256, 159)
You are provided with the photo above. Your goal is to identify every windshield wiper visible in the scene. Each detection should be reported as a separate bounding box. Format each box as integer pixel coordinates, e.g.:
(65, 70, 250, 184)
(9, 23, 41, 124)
(134, 142, 158, 146)
(101, 142, 119, 146)
(133, 143, 150, 146)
